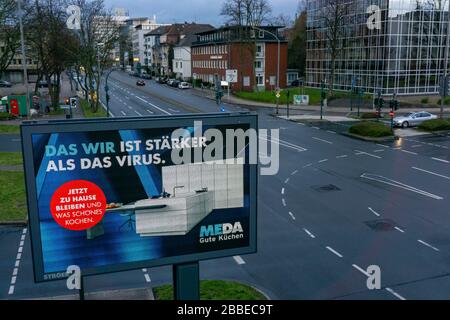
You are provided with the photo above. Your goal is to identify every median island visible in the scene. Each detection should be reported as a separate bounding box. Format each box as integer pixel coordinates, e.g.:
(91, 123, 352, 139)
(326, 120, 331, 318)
(418, 118, 450, 132)
(346, 121, 395, 142)
(154, 280, 267, 300)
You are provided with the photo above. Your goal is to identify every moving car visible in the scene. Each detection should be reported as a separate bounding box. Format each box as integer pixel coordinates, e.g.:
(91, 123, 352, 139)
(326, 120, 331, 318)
(178, 82, 191, 89)
(393, 111, 437, 128)
(0, 80, 12, 88)
(136, 80, 146, 86)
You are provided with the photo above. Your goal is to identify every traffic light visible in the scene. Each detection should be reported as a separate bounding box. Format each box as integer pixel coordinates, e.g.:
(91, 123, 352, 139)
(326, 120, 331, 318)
(70, 97, 77, 108)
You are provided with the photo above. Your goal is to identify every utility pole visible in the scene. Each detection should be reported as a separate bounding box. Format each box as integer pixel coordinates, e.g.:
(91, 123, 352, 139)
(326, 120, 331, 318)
(17, 0, 30, 115)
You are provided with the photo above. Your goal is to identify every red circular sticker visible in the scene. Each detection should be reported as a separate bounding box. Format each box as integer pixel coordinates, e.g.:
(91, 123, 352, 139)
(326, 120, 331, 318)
(50, 180, 106, 231)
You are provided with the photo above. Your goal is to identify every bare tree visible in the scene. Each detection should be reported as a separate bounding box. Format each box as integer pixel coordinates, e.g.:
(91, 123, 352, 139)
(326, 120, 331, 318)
(221, 0, 272, 26)
(0, 0, 20, 78)
(26, 0, 79, 109)
(68, 0, 120, 112)
(317, 0, 351, 96)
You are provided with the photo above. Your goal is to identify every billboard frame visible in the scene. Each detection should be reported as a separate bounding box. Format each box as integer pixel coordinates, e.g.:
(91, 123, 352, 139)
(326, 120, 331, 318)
(21, 112, 258, 283)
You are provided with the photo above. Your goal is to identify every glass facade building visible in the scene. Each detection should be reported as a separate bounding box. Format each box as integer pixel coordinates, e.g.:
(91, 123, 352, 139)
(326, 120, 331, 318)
(306, 0, 450, 95)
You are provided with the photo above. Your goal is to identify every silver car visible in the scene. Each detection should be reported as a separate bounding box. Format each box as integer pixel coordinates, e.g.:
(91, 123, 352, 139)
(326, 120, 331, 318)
(393, 111, 437, 128)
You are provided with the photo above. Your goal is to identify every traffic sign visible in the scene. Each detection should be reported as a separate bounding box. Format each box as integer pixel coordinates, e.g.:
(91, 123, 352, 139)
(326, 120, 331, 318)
(70, 97, 77, 109)
(226, 69, 238, 83)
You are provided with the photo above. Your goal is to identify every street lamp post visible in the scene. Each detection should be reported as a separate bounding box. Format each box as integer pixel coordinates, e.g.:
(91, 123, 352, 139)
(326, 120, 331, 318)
(442, 4, 450, 118)
(17, 0, 30, 115)
(104, 68, 117, 117)
(251, 27, 281, 112)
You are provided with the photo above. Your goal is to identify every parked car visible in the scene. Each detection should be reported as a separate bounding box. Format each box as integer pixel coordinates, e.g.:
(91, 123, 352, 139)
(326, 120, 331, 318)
(136, 80, 146, 86)
(0, 80, 12, 88)
(166, 79, 176, 86)
(141, 74, 152, 80)
(171, 80, 181, 88)
(178, 82, 191, 89)
(290, 79, 300, 87)
(393, 111, 437, 128)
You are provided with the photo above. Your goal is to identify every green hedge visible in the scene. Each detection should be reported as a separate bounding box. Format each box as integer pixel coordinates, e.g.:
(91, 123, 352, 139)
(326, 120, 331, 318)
(349, 121, 394, 137)
(154, 280, 267, 300)
(418, 118, 450, 132)
(360, 112, 379, 119)
(0, 113, 17, 121)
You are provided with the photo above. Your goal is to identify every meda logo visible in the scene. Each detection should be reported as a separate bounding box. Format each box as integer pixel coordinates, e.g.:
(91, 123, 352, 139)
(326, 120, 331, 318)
(199, 222, 244, 243)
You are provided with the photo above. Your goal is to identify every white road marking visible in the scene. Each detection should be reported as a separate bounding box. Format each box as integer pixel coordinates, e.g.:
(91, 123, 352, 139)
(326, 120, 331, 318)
(233, 255, 246, 265)
(418, 240, 440, 252)
(168, 108, 180, 113)
(432, 157, 450, 164)
(373, 149, 385, 153)
(312, 137, 333, 144)
(281, 188, 285, 195)
(142, 268, 147, 272)
(121, 111, 126, 116)
(147, 109, 154, 114)
(327, 130, 337, 134)
(284, 178, 290, 184)
(401, 150, 418, 155)
(291, 170, 298, 176)
(368, 207, 380, 217)
(411, 145, 423, 148)
(394, 227, 405, 233)
(135, 96, 171, 115)
(135, 110, 142, 116)
(312, 126, 320, 130)
(259, 136, 308, 152)
(288, 212, 296, 220)
(318, 159, 328, 163)
(377, 144, 390, 148)
(144, 274, 151, 283)
(9, 228, 26, 295)
(386, 288, 406, 300)
(303, 228, 315, 238)
(355, 150, 382, 159)
(282, 198, 286, 207)
(303, 163, 313, 168)
(412, 167, 450, 180)
(326, 246, 343, 258)
(336, 155, 348, 159)
(352, 264, 369, 277)
(361, 173, 444, 200)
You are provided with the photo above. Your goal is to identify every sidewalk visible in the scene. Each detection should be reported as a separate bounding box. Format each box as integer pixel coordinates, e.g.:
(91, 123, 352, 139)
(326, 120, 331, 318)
(191, 88, 449, 115)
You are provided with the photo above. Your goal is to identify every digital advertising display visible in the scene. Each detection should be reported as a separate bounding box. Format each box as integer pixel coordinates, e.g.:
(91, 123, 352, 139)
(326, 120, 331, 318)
(21, 114, 257, 282)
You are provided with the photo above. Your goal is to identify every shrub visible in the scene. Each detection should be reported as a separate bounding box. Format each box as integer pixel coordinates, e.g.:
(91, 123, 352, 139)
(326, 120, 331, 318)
(418, 118, 450, 132)
(0, 113, 17, 121)
(349, 121, 394, 137)
(421, 98, 429, 104)
(360, 112, 379, 119)
(436, 97, 450, 105)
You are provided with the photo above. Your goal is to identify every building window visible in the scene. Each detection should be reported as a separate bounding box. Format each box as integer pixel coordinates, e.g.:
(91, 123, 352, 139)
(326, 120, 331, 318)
(180, 62, 182, 68)
(259, 30, 264, 38)
(250, 30, 256, 38)
(256, 74, 264, 86)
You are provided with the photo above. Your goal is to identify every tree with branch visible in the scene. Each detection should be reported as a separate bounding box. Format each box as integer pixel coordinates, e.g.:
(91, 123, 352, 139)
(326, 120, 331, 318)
(0, 0, 20, 78)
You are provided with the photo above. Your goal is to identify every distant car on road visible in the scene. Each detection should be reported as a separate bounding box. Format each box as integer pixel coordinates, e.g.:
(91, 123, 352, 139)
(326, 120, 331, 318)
(178, 82, 191, 89)
(0, 80, 12, 88)
(136, 80, 146, 86)
(393, 111, 437, 128)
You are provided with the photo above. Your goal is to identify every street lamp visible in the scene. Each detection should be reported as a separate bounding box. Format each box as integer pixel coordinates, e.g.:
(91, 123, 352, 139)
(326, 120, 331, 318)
(251, 26, 281, 112)
(104, 67, 117, 118)
(16, 0, 30, 116)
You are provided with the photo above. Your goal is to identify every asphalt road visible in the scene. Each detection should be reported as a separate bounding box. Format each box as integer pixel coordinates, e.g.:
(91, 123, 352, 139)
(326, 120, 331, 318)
(1, 71, 450, 300)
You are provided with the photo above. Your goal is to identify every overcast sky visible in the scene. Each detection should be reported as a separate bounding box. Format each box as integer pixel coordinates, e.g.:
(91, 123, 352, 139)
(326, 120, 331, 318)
(104, 0, 300, 26)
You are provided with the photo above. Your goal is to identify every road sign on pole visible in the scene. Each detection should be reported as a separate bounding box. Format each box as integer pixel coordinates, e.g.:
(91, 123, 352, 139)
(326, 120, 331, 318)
(226, 69, 238, 83)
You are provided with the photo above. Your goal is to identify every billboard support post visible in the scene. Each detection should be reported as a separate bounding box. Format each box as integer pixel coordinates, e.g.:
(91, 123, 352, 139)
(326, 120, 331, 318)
(173, 262, 200, 300)
(79, 276, 85, 301)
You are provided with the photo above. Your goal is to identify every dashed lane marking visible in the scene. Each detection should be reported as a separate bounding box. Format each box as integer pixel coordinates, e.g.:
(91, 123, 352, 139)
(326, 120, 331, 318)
(412, 167, 450, 180)
(303, 228, 316, 239)
(418, 240, 440, 252)
(352, 264, 369, 277)
(312, 137, 333, 144)
(386, 288, 406, 300)
(288, 212, 296, 221)
(368, 207, 381, 217)
(233, 256, 246, 265)
(326, 246, 343, 258)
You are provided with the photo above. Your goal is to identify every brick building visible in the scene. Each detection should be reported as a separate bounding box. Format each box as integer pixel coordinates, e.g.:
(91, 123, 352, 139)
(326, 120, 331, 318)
(191, 26, 288, 92)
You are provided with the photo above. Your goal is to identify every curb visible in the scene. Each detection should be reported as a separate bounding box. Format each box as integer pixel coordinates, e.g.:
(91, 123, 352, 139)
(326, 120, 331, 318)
(342, 132, 399, 142)
(0, 220, 28, 227)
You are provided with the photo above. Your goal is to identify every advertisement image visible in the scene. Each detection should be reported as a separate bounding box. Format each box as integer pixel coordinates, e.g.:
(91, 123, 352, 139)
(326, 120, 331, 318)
(22, 115, 257, 282)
